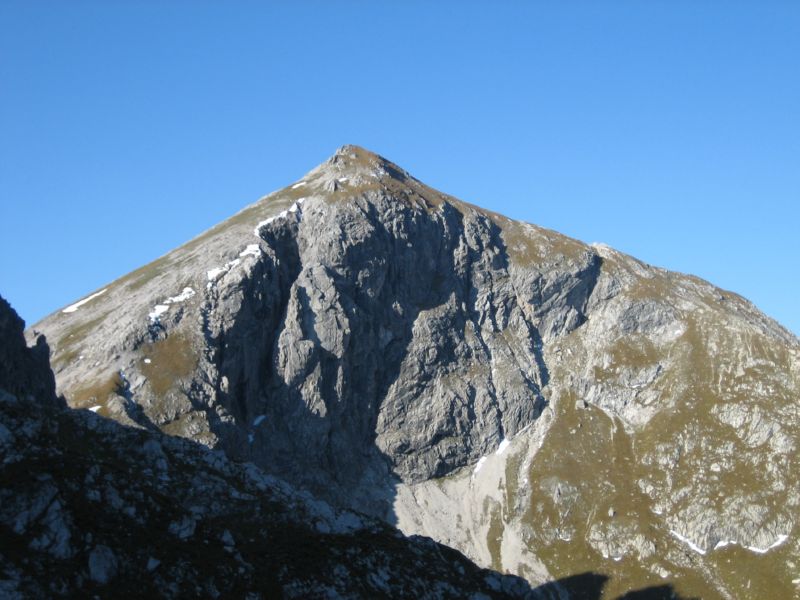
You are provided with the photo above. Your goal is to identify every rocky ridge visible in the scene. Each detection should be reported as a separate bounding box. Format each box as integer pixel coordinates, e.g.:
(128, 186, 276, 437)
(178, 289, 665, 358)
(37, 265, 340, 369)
(28, 146, 800, 599)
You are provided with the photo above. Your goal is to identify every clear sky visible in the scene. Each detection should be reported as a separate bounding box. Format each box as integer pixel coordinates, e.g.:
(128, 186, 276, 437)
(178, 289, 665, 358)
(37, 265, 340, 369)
(1, 2, 798, 335)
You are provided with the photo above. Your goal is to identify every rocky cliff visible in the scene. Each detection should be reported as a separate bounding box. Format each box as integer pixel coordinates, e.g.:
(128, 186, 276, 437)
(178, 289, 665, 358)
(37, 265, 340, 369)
(28, 146, 800, 599)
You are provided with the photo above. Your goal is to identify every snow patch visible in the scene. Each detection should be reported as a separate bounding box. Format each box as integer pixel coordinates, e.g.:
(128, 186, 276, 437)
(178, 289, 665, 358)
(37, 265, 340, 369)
(62, 289, 108, 313)
(148, 305, 170, 322)
(746, 534, 789, 554)
(669, 529, 706, 555)
(473, 456, 488, 475)
(88, 405, 102, 412)
(207, 267, 227, 281)
(148, 287, 196, 322)
(253, 204, 304, 237)
(291, 182, 306, 189)
(253, 415, 266, 427)
(496, 438, 511, 455)
(239, 244, 261, 258)
(206, 259, 242, 289)
(253, 216, 278, 235)
(166, 287, 196, 303)
(713, 534, 789, 554)
(143, 358, 152, 364)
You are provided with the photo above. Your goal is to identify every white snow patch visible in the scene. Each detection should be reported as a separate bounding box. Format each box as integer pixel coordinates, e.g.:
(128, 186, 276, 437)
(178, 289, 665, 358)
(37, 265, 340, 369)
(338, 177, 348, 183)
(144, 358, 152, 364)
(253, 216, 277, 235)
(207, 267, 227, 281)
(206, 259, 242, 288)
(291, 182, 306, 189)
(148, 305, 170, 321)
(746, 534, 789, 554)
(247, 433, 254, 444)
(88, 405, 102, 412)
(62, 289, 108, 313)
(166, 287, 196, 303)
(713, 534, 789, 554)
(253, 208, 297, 236)
(496, 438, 511, 455)
(473, 456, 488, 475)
(239, 244, 261, 258)
(253, 415, 266, 427)
(669, 529, 706, 555)
(148, 287, 196, 322)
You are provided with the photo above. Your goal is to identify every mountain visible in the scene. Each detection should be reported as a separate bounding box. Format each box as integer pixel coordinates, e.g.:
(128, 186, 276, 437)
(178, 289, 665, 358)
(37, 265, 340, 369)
(29, 145, 800, 599)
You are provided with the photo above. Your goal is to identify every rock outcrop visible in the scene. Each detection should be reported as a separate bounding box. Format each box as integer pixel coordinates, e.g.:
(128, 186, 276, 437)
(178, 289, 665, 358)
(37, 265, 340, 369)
(28, 146, 800, 599)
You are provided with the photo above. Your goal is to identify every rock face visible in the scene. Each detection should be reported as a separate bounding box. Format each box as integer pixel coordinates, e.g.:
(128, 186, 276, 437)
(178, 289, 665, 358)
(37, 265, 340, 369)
(1, 294, 546, 599)
(0, 296, 60, 410)
(29, 146, 800, 599)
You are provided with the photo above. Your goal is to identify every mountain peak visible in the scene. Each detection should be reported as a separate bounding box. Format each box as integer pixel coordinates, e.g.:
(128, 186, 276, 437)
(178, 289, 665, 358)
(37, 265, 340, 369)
(328, 144, 400, 173)
(301, 145, 413, 193)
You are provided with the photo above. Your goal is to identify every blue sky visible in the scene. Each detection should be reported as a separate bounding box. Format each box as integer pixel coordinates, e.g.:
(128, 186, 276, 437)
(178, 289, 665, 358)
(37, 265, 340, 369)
(1, 2, 798, 335)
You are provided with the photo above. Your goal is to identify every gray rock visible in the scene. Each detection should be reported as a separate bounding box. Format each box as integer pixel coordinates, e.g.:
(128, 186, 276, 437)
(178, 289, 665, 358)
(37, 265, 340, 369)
(168, 515, 197, 540)
(220, 529, 235, 547)
(27, 499, 73, 559)
(88, 545, 118, 584)
(0, 421, 14, 447)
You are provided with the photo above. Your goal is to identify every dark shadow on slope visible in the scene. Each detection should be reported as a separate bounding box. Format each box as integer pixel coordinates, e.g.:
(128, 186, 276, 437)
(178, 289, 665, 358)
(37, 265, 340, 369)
(531, 571, 609, 599)
(529, 572, 699, 600)
(616, 584, 699, 600)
